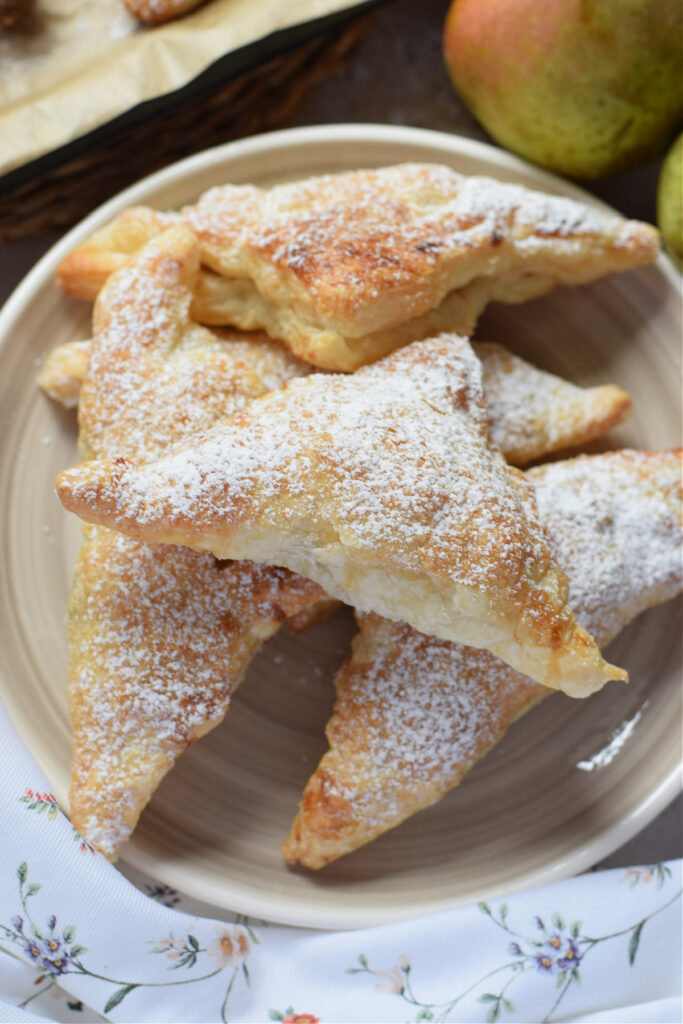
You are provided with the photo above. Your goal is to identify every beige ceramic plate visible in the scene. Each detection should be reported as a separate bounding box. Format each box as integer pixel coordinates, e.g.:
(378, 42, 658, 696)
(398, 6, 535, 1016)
(0, 125, 681, 930)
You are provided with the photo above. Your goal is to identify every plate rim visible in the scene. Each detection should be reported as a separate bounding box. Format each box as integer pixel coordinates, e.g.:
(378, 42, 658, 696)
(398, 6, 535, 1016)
(1, 122, 681, 930)
(1, 124, 680, 339)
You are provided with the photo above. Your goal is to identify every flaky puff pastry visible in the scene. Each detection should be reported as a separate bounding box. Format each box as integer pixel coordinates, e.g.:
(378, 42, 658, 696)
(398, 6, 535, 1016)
(46, 334, 631, 669)
(37, 340, 91, 410)
(283, 449, 683, 868)
(64, 226, 324, 859)
(75, 225, 309, 464)
(39, 337, 631, 468)
(58, 206, 164, 301)
(55, 164, 659, 370)
(473, 342, 630, 465)
(71, 533, 322, 858)
(57, 333, 627, 697)
(282, 346, 630, 631)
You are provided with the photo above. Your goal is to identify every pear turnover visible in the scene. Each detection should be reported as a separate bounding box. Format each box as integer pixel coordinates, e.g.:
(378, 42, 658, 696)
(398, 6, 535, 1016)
(55, 164, 659, 370)
(472, 342, 630, 465)
(57, 332, 627, 697)
(283, 449, 683, 869)
(65, 226, 324, 859)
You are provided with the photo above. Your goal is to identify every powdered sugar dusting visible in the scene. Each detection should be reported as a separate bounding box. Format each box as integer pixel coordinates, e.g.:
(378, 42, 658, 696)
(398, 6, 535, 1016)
(73, 334, 578, 647)
(319, 615, 535, 836)
(69, 229, 320, 855)
(70, 528, 323, 856)
(81, 235, 307, 463)
(184, 163, 657, 337)
(476, 341, 630, 465)
(292, 450, 681, 854)
(532, 450, 683, 644)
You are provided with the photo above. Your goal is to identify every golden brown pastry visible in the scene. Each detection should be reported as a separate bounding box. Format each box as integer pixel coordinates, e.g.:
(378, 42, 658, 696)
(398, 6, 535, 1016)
(75, 226, 308, 462)
(55, 164, 659, 370)
(473, 341, 630, 465)
(57, 332, 627, 696)
(38, 329, 313, 413)
(37, 340, 91, 409)
(286, 597, 344, 635)
(71, 531, 321, 858)
(40, 337, 631, 466)
(65, 225, 324, 859)
(57, 207, 164, 302)
(283, 449, 683, 868)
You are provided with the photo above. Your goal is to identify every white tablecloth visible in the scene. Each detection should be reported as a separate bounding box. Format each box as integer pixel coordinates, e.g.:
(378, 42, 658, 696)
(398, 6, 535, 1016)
(0, 700, 680, 1024)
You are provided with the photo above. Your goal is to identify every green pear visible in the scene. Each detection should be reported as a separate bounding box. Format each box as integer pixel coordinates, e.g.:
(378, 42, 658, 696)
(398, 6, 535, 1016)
(657, 133, 682, 265)
(443, 0, 683, 179)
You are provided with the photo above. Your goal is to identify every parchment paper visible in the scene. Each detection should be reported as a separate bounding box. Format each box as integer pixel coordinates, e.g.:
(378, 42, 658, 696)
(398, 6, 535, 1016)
(0, 0, 372, 177)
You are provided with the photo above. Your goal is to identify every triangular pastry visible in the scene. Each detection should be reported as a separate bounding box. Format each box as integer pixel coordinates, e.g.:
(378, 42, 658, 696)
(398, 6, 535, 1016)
(45, 332, 630, 663)
(71, 531, 322, 858)
(55, 164, 659, 371)
(473, 342, 630, 465)
(64, 226, 324, 859)
(39, 337, 631, 467)
(283, 449, 683, 868)
(57, 332, 627, 696)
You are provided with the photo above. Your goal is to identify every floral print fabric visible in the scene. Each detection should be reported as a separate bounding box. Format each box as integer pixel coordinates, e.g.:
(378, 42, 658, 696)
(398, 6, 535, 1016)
(0, 701, 680, 1023)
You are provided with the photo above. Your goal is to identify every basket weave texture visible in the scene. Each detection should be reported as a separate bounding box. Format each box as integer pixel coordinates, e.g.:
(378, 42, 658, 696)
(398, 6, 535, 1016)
(0, 15, 372, 242)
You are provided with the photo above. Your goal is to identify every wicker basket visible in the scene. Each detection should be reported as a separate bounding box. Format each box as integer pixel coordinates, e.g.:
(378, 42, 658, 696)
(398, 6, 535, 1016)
(0, 13, 373, 242)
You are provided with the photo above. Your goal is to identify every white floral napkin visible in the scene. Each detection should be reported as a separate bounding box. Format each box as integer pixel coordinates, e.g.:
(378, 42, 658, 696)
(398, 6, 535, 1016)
(0, 698, 680, 1024)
